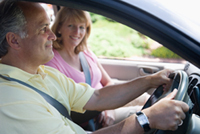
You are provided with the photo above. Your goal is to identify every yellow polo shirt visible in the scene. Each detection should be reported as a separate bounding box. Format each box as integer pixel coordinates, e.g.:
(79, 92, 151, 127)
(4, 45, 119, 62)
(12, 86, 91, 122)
(0, 63, 95, 134)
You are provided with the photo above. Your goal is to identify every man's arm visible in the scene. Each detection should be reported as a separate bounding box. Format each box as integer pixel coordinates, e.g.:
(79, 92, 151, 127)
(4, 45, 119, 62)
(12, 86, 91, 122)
(84, 69, 172, 111)
(91, 89, 189, 134)
(92, 114, 144, 134)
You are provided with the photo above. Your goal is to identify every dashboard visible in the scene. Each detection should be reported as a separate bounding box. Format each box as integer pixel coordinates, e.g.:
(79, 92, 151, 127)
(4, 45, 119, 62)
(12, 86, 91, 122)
(184, 62, 200, 116)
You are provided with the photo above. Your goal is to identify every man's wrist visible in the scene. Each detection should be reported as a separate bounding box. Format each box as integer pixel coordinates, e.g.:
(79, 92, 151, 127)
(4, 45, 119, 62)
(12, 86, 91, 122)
(136, 111, 151, 132)
(144, 75, 153, 89)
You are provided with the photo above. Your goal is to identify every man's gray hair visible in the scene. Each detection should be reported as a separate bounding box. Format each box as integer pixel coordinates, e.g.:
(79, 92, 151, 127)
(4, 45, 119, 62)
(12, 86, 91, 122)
(0, 0, 27, 58)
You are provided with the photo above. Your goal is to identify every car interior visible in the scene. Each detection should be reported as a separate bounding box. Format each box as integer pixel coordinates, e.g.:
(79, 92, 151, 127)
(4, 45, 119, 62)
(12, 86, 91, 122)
(46, 2, 200, 133)
(1, 0, 200, 133)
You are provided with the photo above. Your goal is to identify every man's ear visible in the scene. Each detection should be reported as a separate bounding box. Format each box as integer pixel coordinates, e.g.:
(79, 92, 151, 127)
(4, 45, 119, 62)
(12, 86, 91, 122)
(6, 32, 21, 50)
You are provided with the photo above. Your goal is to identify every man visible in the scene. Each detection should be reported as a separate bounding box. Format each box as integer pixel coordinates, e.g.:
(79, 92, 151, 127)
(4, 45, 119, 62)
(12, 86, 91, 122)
(0, 0, 189, 134)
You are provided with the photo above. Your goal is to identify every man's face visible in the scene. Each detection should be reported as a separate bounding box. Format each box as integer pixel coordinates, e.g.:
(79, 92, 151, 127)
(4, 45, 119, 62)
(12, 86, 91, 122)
(18, 3, 56, 65)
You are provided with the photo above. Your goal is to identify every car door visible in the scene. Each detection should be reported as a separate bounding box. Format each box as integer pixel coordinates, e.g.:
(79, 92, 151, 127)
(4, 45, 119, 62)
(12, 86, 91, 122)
(99, 58, 185, 84)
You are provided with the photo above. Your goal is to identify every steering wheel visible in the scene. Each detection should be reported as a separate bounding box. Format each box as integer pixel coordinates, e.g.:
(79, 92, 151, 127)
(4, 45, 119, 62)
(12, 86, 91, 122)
(142, 70, 191, 134)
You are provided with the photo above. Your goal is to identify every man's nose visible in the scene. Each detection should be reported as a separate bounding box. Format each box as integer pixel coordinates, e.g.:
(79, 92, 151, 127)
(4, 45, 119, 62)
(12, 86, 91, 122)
(48, 29, 57, 41)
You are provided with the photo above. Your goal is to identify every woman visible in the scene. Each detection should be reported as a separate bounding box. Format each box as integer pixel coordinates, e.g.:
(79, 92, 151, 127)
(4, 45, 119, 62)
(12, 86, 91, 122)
(45, 7, 145, 129)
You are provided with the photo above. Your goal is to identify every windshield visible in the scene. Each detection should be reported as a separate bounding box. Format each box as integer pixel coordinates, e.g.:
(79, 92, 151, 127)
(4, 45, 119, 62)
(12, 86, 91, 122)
(122, 0, 200, 43)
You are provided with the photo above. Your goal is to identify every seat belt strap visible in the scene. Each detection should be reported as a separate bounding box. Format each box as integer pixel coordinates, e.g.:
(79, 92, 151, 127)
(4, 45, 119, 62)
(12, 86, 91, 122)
(0, 74, 72, 120)
(70, 52, 101, 127)
(79, 52, 91, 85)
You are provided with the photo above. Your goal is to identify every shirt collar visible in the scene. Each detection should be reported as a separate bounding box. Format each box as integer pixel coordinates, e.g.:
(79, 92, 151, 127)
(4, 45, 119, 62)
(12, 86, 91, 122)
(37, 65, 47, 79)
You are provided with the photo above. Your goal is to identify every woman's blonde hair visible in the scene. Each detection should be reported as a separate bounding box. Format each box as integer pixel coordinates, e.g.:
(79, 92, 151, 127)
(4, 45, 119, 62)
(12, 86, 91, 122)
(51, 7, 92, 54)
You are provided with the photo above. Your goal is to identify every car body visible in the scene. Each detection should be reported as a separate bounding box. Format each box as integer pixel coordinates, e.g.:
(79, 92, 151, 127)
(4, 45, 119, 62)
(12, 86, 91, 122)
(14, 0, 200, 133)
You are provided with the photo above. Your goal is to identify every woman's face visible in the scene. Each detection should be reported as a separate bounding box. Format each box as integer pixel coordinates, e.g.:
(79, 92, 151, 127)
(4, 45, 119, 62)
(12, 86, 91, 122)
(59, 18, 86, 48)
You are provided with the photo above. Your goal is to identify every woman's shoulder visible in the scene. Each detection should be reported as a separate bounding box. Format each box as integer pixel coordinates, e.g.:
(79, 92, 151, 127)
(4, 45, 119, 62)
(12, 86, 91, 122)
(83, 49, 98, 62)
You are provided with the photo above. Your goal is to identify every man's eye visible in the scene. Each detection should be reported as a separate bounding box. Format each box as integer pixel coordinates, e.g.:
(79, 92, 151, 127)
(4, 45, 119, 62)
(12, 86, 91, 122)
(41, 27, 47, 32)
(68, 25, 73, 27)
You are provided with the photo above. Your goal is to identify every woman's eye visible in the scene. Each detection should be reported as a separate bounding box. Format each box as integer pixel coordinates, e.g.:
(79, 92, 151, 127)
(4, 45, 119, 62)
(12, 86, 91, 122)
(68, 25, 73, 27)
(80, 26, 85, 29)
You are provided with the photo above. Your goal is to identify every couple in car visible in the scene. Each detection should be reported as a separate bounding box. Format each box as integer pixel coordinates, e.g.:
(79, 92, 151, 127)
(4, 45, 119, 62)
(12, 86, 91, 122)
(0, 0, 188, 134)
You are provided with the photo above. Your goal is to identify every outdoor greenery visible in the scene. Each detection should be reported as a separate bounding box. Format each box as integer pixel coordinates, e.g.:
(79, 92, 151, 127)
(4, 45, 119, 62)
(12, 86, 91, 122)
(88, 13, 181, 59)
(151, 46, 181, 59)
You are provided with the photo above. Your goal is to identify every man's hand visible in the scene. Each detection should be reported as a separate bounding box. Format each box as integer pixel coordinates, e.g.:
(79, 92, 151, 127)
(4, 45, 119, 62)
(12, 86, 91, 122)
(148, 69, 173, 91)
(143, 89, 189, 131)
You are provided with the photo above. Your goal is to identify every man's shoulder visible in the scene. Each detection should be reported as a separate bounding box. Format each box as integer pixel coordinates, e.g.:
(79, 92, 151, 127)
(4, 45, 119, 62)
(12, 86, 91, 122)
(42, 65, 75, 86)
(0, 81, 48, 106)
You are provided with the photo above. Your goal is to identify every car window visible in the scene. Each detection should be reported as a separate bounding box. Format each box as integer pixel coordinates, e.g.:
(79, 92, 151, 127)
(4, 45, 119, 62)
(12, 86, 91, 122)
(43, 4, 185, 65)
(88, 13, 186, 64)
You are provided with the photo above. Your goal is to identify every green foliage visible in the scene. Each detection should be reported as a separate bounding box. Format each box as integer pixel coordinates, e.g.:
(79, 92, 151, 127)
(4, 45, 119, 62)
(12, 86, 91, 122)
(88, 27, 144, 57)
(131, 33, 151, 49)
(90, 13, 115, 23)
(88, 19, 148, 58)
(89, 13, 179, 59)
(151, 46, 181, 59)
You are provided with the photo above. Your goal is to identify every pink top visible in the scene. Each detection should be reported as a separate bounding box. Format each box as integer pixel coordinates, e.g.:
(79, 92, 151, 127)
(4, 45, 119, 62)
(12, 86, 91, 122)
(45, 49, 103, 89)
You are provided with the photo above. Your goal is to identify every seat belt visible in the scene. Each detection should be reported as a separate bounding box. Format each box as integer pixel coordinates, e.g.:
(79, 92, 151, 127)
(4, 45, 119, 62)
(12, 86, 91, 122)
(0, 74, 72, 120)
(79, 52, 91, 85)
(70, 52, 101, 131)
